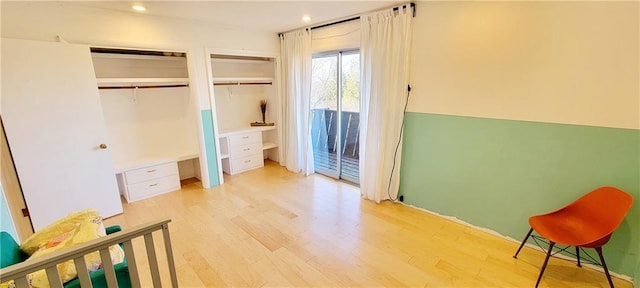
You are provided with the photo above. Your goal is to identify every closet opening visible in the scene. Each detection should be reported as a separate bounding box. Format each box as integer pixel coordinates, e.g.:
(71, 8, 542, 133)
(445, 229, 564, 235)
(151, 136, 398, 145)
(91, 46, 202, 202)
(208, 51, 280, 180)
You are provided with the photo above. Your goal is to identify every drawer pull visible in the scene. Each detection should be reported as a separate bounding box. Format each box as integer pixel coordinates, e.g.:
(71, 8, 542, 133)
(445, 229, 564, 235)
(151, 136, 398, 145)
(147, 169, 157, 173)
(244, 160, 251, 163)
(242, 136, 249, 139)
(149, 183, 158, 187)
(243, 148, 250, 151)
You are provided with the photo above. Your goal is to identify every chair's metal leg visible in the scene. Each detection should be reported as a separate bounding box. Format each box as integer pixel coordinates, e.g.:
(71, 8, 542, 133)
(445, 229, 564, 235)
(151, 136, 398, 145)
(513, 228, 533, 258)
(595, 247, 614, 288)
(535, 241, 555, 288)
(576, 246, 581, 267)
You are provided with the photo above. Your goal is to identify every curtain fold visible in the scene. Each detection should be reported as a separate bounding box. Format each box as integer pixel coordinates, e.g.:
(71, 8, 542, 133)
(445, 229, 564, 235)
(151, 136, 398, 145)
(279, 29, 315, 175)
(360, 6, 413, 202)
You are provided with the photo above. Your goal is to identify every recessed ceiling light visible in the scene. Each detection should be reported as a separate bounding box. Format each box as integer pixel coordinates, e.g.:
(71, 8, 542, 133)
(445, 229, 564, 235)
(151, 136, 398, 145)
(132, 5, 146, 12)
(302, 15, 311, 22)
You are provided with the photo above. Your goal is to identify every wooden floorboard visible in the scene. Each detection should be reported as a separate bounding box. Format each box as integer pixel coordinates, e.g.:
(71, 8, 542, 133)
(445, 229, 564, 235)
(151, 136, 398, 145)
(105, 161, 633, 288)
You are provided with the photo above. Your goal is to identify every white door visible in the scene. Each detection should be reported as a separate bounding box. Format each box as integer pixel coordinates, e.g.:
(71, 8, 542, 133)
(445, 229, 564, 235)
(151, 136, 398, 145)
(1, 38, 122, 230)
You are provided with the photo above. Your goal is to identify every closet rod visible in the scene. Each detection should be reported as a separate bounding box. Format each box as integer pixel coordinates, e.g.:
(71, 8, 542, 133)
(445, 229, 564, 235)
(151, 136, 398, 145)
(98, 84, 189, 90)
(213, 82, 272, 86)
(278, 2, 415, 36)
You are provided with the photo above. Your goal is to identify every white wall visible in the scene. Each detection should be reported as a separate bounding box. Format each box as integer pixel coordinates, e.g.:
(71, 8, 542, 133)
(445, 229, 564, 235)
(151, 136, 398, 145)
(100, 87, 200, 165)
(312, 20, 360, 53)
(0, 1, 280, 109)
(214, 86, 275, 131)
(409, 1, 639, 130)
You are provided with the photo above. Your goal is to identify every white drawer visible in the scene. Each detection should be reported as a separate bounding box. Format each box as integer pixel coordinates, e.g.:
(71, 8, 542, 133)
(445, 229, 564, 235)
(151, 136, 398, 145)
(125, 162, 178, 185)
(230, 153, 263, 173)
(126, 174, 180, 202)
(229, 132, 261, 146)
(229, 142, 262, 158)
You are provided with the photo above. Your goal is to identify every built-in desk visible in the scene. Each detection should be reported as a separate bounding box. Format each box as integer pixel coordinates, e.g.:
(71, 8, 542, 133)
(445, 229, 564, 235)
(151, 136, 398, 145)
(218, 126, 277, 175)
(113, 153, 199, 203)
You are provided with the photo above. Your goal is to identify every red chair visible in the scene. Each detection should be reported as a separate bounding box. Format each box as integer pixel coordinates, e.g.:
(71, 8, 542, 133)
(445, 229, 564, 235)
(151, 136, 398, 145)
(513, 186, 633, 288)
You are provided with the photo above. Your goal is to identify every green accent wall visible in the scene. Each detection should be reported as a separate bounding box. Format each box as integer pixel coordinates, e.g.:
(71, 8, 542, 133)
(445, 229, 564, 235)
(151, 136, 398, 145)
(399, 112, 640, 277)
(201, 109, 220, 187)
(636, 260, 640, 288)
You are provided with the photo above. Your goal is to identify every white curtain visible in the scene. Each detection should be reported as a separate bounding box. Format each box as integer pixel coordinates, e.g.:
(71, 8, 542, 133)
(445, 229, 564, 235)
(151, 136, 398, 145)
(279, 29, 315, 175)
(360, 6, 413, 202)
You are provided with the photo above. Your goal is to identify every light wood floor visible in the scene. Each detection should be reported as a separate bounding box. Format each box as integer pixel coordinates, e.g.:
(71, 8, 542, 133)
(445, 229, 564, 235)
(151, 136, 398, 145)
(105, 161, 632, 287)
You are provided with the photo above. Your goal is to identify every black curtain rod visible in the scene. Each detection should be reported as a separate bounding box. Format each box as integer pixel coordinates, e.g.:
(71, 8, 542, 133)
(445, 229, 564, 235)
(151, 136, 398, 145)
(279, 2, 415, 36)
(310, 16, 361, 31)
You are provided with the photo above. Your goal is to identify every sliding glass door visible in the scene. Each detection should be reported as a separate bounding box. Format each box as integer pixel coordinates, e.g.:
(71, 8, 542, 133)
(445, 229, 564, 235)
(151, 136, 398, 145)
(310, 50, 360, 184)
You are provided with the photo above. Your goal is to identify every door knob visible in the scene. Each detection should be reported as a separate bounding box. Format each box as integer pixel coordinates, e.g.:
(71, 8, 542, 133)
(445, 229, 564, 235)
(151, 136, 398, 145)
(99, 144, 108, 149)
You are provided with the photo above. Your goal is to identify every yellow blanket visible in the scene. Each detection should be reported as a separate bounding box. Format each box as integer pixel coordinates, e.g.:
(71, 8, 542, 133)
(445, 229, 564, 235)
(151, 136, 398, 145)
(3, 210, 124, 288)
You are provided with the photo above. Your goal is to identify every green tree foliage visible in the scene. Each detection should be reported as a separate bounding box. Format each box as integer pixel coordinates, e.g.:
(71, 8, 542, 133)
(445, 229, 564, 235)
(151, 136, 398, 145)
(311, 56, 337, 110)
(341, 53, 360, 112)
(310, 53, 360, 112)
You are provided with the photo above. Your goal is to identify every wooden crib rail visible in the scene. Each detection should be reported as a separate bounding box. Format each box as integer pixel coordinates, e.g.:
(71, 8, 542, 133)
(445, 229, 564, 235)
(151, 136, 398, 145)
(0, 218, 178, 288)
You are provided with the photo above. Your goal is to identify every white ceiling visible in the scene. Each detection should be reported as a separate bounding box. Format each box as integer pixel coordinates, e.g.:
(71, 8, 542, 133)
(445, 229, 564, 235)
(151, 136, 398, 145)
(73, 1, 405, 34)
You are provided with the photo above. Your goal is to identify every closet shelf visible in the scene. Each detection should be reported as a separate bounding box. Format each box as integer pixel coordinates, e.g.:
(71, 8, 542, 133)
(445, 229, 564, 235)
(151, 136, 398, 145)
(218, 126, 277, 137)
(113, 152, 199, 173)
(213, 77, 273, 86)
(97, 78, 189, 89)
(262, 142, 277, 150)
(92, 52, 186, 61)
